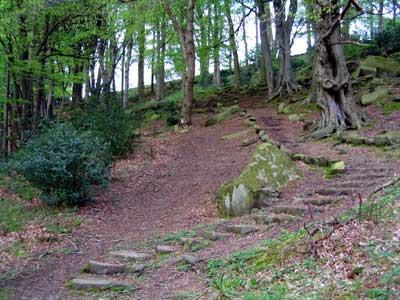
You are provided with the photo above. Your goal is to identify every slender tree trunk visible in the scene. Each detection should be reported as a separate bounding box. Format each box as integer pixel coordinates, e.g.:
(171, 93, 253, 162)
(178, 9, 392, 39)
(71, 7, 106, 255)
(258, 0, 274, 95)
(213, 1, 222, 87)
(156, 19, 166, 100)
(255, 13, 260, 69)
(310, 0, 366, 137)
(72, 62, 83, 106)
(224, 0, 241, 88)
(3, 64, 10, 158)
(138, 23, 146, 100)
(242, 8, 249, 68)
(123, 35, 133, 109)
(378, 0, 384, 34)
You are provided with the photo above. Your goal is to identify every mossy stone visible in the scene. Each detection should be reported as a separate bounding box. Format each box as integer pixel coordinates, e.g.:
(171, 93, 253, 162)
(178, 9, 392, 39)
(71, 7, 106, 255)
(217, 143, 302, 217)
(361, 88, 389, 106)
(205, 105, 241, 127)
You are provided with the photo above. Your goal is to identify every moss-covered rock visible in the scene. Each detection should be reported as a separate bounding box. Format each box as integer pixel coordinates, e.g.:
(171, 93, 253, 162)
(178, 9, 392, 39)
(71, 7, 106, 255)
(222, 130, 251, 141)
(356, 55, 400, 78)
(217, 143, 302, 217)
(361, 88, 390, 106)
(205, 105, 241, 127)
(373, 131, 400, 146)
(326, 161, 346, 176)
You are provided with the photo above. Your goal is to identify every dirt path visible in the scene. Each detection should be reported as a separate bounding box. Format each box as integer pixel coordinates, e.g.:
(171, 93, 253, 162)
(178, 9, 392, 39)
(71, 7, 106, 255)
(3, 97, 399, 300)
(4, 113, 258, 300)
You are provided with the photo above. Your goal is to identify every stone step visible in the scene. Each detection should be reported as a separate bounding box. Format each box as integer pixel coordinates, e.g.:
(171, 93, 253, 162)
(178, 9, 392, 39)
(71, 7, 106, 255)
(296, 197, 343, 206)
(351, 167, 389, 174)
(70, 278, 129, 290)
(348, 174, 388, 181)
(155, 245, 178, 254)
(180, 238, 211, 252)
(109, 250, 154, 262)
(271, 206, 307, 216)
(88, 260, 125, 275)
(200, 231, 229, 241)
(223, 224, 258, 235)
(254, 213, 295, 225)
(331, 180, 376, 189)
(165, 254, 201, 266)
(314, 188, 354, 196)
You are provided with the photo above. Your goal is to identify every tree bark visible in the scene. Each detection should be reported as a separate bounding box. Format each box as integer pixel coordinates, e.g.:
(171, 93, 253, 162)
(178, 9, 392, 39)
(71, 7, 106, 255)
(311, 0, 366, 137)
(156, 19, 166, 100)
(257, 0, 274, 96)
(3, 64, 10, 158)
(163, 0, 196, 126)
(273, 0, 299, 96)
(224, 0, 241, 88)
(123, 35, 133, 109)
(242, 8, 249, 68)
(138, 23, 146, 100)
(213, 0, 222, 87)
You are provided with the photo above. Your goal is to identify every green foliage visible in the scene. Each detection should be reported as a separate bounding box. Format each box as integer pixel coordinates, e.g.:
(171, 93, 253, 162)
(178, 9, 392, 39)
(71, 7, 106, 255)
(376, 24, 400, 54)
(10, 123, 112, 206)
(69, 101, 139, 156)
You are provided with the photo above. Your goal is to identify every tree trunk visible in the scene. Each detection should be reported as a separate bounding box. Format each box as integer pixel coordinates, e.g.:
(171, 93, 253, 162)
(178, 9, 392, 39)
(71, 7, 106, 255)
(163, 0, 196, 126)
(72, 62, 84, 106)
(378, 0, 384, 34)
(123, 35, 133, 109)
(138, 23, 146, 100)
(311, 0, 366, 137)
(213, 0, 222, 87)
(224, 0, 241, 88)
(242, 9, 249, 68)
(3, 64, 10, 158)
(273, 0, 299, 96)
(156, 19, 166, 100)
(257, 0, 274, 96)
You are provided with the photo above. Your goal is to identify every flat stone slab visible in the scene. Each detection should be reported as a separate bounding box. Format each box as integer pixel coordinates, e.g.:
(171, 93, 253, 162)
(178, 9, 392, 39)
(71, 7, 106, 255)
(126, 264, 146, 274)
(223, 225, 258, 235)
(71, 278, 128, 290)
(298, 197, 340, 206)
(88, 260, 125, 275)
(164, 254, 200, 265)
(109, 250, 153, 261)
(201, 231, 229, 241)
(271, 206, 306, 216)
(254, 213, 294, 224)
(156, 245, 177, 254)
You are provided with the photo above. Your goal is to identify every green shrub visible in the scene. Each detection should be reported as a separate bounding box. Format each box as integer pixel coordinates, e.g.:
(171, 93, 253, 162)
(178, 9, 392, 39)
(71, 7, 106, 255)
(10, 123, 112, 206)
(69, 102, 139, 156)
(161, 96, 180, 126)
(376, 24, 400, 54)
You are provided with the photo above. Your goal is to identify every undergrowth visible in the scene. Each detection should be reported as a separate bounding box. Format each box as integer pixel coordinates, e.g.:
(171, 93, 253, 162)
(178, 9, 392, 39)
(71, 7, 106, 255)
(206, 181, 400, 299)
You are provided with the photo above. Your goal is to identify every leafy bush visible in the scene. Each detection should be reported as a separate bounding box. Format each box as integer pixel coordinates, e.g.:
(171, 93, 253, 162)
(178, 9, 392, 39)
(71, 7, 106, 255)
(10, 123, 112, 206)
(69, 102, 139, 156)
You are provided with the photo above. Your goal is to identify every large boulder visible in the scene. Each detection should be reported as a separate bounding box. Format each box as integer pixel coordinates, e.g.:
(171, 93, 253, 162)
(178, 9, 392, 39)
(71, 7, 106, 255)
(217, 143, 302, 217)
(356, 55, 400, 78)
(361, 88, 390, 106)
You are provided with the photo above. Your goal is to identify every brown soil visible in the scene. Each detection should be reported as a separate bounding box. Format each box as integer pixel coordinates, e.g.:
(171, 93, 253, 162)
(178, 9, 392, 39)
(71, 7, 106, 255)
(1, 95, 399, 300)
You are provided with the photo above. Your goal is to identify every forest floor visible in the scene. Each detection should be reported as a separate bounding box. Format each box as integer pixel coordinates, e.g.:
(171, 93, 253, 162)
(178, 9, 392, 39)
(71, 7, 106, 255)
(1, 93, 400, 300)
